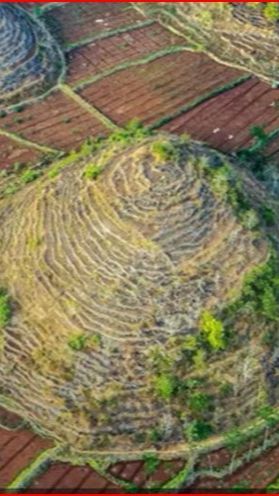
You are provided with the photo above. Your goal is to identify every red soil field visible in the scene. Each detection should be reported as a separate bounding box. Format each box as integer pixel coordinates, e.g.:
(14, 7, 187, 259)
(190, 443, 279, 491)
(30, 462, 120, 492)
(109, 459, 184, 488)
(0, 135, 41, 169)
(66, 23, 180, 86)
(0, 426, 52, 488)
(163, 77, 279, 155)
(0, 90, 109, 153)
(46, 3, 144, 47)
(79, 50, 244, 128)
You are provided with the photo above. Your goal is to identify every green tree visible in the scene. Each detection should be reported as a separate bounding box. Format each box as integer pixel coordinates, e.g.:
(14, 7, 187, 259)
(200, 310, 224, 350)
(185, 419, 213, 442)
(153, 374, 174, 400)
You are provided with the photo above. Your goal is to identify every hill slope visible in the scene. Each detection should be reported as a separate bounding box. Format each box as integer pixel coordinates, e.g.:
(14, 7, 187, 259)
(0, 132, 277, 456)
(0, 4, 64, 109)
(134, 3, 279, 86)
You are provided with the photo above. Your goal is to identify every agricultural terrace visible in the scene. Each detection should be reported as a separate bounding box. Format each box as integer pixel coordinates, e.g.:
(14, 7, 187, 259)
(0, 2, 279, 493)
(136, 3, 279, 86)
(0, 4, 64, 108)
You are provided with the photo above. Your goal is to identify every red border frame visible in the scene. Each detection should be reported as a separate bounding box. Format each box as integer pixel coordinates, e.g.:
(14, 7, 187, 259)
(2, 1, 276, 3)
(2, 0, 278, 493)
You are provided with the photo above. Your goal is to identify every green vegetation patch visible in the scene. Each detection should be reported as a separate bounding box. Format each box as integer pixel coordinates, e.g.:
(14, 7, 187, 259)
(0, 289, 11, 328)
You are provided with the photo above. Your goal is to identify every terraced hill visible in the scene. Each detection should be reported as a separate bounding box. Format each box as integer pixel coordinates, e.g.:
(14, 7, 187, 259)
(0, 4, 64, 109)
(1, 2, 279, 490)
(135, 3, 279, 86)
(0, 130, 277, 458)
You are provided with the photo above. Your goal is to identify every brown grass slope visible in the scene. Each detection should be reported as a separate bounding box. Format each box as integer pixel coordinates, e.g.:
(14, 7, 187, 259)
(0, 132, 276, 456)
(134, 3, 279, 86)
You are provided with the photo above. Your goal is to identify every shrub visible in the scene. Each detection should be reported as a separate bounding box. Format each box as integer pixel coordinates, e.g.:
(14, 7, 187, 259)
(4, 184, 19, 196)
(188, 392, 212, 413)
(143, 454, 160, 475)
(225, 428, 246, 451)
(108, 119, 150, 145)
(250, 125, 269, 148)
(264, 2, 279, 22)
(236, 256, 279, 321)
(151, 140, 177, 162)
(32, 5, 43, 17)
(68, 332, 87, 351)
(240, 209, 259, 230)
(0, 290, 11, 328)
(153, 374, 175, 400)
(261, 328, 278, 346)
(83, 163, 103, 180)
(199, 310, 224, 350)
(185, 419, 213, 442)
(219, 382, 234, 398)
(20, 169, 42, 184)
(258, 404, 279, 427)
(208, 164, 231, 198)
(148, 346, 173, 373)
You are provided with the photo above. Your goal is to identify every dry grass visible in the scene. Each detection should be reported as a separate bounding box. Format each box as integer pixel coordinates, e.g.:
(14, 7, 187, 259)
(135, 3, 279, 85)
(0, 4, 64, 109)
(0, 132, 273, 454)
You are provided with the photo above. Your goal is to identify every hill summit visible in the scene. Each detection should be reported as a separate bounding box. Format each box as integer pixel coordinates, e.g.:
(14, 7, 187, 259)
(0, 131, 277, 454)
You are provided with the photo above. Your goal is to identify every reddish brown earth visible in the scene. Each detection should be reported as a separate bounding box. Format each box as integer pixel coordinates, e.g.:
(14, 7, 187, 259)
(1, 2, 279, 492)
(190, 444, 279, 491)
(30, 462, 122, 493)
(109, 459, 184, 489)
(0, 424, 52, 489)
(66, 23, 180, 86)
(45, 3, 144, 46)
(79, 51, 244, 128)
(0, 135, 41, 169)
(0, 90, 108, 157)
(163, 77, 279, 156)
(0, 413, 187, 492)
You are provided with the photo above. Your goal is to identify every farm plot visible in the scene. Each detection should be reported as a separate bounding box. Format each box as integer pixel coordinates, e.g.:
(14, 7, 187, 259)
(78, 50, 245, 128)
(0, 90, 109, 156)
(0, 135, 41, 169)
(163, 77, 279, 154)
(190, 443, 279, 490)
(29, 462, 120, 492)
(43, 2, 145, 48)
(0, 425, 52, 488)
(66, 23, 181, 86)
(109, 459, 184, 488)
